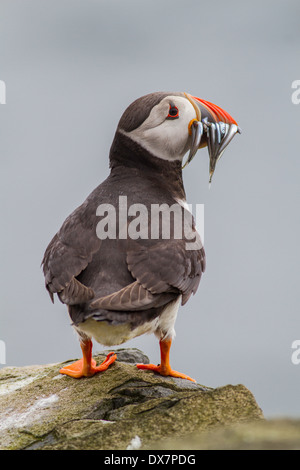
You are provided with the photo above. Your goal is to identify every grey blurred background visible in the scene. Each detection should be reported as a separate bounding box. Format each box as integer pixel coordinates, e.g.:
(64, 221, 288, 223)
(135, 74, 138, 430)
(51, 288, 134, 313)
(0, 0, 299, 418)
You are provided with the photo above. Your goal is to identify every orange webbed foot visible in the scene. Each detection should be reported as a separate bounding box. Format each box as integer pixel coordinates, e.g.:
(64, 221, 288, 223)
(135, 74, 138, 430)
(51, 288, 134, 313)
(60, 341, 117, 378)
(136, 337, 196, 383)
(136, 362, 196, 383)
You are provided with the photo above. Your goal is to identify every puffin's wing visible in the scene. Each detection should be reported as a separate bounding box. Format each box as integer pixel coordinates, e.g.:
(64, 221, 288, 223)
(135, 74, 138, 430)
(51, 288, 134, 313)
(42, 206, 100, 303)
(127, 239, 206, 305)
(90, 239, 205, 311)
(90, 280, 176, 311)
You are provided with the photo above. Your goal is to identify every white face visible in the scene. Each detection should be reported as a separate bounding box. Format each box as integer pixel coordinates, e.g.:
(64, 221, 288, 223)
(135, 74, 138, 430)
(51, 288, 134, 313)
(120, 95, 197, 162)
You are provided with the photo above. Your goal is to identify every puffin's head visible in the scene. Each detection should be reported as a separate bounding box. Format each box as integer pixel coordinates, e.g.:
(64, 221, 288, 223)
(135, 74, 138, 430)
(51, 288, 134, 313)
(116, 92, 241, 182)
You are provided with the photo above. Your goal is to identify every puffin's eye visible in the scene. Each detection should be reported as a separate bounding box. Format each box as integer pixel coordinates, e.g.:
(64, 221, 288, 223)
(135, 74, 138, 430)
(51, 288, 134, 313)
(167, 105, 179, 119)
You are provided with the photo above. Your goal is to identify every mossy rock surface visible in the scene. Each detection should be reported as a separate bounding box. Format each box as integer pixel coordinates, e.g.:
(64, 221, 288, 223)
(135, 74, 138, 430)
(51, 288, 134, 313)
(0, 348, 264, 450)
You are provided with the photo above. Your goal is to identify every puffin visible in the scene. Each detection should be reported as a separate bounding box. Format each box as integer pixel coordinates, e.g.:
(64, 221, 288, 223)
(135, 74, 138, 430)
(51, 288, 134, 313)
(42, 92, 240, 382)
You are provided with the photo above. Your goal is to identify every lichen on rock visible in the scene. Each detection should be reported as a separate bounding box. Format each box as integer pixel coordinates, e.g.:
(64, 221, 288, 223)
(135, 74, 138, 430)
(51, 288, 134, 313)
(0, 348, 264, 450)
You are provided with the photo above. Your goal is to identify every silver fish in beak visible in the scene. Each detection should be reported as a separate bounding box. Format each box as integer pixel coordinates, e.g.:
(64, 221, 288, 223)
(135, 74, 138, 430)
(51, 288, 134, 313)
(183, 93, 241, 183)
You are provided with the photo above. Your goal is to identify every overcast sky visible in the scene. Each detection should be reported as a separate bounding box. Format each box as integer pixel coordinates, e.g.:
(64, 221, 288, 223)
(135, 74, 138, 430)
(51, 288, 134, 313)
(0, 0, 300, 418)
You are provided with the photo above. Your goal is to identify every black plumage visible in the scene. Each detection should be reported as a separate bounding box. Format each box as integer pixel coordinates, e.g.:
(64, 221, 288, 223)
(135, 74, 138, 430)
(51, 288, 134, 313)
(42, 130, 205, 331)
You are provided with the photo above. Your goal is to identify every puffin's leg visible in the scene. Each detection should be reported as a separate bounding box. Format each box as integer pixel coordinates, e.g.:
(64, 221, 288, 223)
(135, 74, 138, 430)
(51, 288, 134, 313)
(136, 337, 196, 383)
(59, 339, 117, 378)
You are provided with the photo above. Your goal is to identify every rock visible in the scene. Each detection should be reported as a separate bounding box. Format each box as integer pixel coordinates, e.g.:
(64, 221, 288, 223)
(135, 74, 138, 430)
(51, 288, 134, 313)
(149, 419, 300, 450)
(101, 347, 150, 365)
(0, 349, 263, 450)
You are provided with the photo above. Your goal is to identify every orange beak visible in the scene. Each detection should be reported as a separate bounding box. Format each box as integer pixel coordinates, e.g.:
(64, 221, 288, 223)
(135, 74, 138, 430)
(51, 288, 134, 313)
(190, 95, 238, 125)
